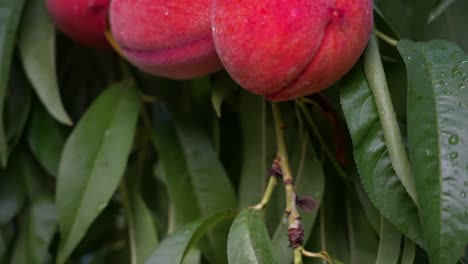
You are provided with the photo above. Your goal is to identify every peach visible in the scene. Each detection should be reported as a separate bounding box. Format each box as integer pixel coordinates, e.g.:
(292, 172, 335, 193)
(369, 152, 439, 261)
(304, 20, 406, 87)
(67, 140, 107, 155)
(46, 0, 110, 49)
(211, 0, 373, 101)
(109, 0, 222, 79)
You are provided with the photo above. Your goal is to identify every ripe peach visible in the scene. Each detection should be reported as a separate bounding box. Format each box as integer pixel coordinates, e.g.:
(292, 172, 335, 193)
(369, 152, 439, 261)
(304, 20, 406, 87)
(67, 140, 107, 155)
(211, 0, 373, 101)
(109, 0, 222, 79)
(46, 0, 110, 49)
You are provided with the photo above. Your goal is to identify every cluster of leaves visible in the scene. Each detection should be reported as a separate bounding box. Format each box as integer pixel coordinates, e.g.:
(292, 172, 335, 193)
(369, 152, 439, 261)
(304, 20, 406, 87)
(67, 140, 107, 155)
(0, 0, 467, 263)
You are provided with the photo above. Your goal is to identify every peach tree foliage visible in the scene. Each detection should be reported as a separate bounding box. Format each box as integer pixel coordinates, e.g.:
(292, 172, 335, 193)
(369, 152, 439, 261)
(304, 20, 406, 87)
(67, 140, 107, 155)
(0, 0, 467, 263)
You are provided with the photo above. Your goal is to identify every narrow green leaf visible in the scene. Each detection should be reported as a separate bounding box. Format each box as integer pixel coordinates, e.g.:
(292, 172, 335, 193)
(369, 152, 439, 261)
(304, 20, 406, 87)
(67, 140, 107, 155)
(211, 74, 237, 118)
(346, 196, 378, 264)
(145, 209, 238, 264)
(153, 104, 237, 263)
(398, 40, 468, 264)
(56, 83, 140, 263)
(145, 222, 199, 264)
(272, 135, 324, 264)
(401, 237, 416, 264)
(27, 103, 67, 177)
(173, 113, 237, 263)
(152, 104, 201, 226)
(238, 91, 268, 208)
(5, 59, 32, 151)
(11, 199, 57, 264)
(0, 0, 27, 166)
(303, 175, 349, 264)
(375, 217, 401, 264)
(352, 175, 381, 235)
(228, 209, 278, 264)
(181, 209, 238, 263)
(340, 65, 424, 247)
(18, 0, 72, 125)
(0, 159, 26, 224)
(428, 0, 458, 23)
(121, 166, 159, 263)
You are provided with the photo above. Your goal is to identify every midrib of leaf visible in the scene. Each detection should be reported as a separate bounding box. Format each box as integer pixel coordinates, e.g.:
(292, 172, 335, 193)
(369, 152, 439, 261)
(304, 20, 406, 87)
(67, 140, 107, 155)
(60, 92, 127, 256)
(246, 213, 265, 264)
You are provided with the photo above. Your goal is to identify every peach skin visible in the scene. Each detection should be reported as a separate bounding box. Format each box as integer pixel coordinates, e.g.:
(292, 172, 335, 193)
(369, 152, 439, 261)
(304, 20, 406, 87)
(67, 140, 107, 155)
(109, 0, 223, 79)
(46, 0, 110, 49)
(211, 0, 373, 101)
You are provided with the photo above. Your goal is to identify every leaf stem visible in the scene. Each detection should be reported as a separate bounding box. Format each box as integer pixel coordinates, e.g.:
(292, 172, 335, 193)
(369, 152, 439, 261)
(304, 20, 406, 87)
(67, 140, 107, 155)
(300, 248, 335, 264)
(363, 35, 419, 206)
(252, 176, 278, 210)
(271, 103, 304, 264)
(373, 29, 399, 47)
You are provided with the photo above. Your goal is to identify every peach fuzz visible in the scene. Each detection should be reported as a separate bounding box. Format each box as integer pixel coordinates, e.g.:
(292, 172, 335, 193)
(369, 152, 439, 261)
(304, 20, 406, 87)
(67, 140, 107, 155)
(46, 0, 110, 49)
(109, 0, 223, 79)
(211, 0, 373, 101)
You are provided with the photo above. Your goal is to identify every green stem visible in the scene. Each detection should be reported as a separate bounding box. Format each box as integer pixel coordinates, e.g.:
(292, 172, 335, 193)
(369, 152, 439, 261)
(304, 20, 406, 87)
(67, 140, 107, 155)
(301, 248, 334, 264)
(271, 103, 303, 264)
(294, 249, 304, 264)
(363, 35, 418, 206)
(252, 176, 278, 210)
(374, 29, 399, 47)
(295, 101, 349, 182)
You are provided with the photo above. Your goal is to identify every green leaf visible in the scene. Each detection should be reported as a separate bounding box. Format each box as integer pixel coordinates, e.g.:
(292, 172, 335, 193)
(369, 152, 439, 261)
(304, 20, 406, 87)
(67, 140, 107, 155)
(211, 74, 237, 118)
(428, 0, 458, 23)
(27, 103, 67, 177)
(0, 158, 26, 224)
(173, 113, 237, 263)
(340, 65, 424, 247)
(11, 199, 57, 264)
(181, 209, 238, 263)
(401, 237, 416, 264)
(152, 104, 201, 226)
(146, 222, 197, 264)
(145, 209, 238, 264)
(227, 209, 278, 264)
(238, 91, 268, 208)
(18, 0, 72, 125)
(375, 217, 401, 264)
(152, 103, 237, 263)
(56, 83, 140, 263)
(0, 0, 27, 166)
(352, 175, 381, 235)
(272, 134, 324, 264)
(121, 163, 159, 263)
(5, 59, 32, 152)
(346, 196, 378, 264)
(0, 231, 5, 261)
(398, 40, 468, 264)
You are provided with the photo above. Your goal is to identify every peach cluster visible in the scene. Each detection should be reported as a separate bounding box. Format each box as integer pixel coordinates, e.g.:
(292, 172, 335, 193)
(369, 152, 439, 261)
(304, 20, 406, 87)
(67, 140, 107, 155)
(46, 0, 373, 101)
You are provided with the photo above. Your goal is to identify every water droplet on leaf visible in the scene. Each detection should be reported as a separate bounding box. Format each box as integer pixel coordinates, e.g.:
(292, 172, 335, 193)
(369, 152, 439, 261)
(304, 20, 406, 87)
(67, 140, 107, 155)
(450, 152, 459, 160)
(448, 134, 459, 145)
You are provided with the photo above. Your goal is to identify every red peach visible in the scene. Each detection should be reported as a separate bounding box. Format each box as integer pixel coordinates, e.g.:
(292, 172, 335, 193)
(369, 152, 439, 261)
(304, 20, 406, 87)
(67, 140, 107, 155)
(211, 0, 373, 101)
(109, 0, 223, 79)
(46, 0, 110, 49)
